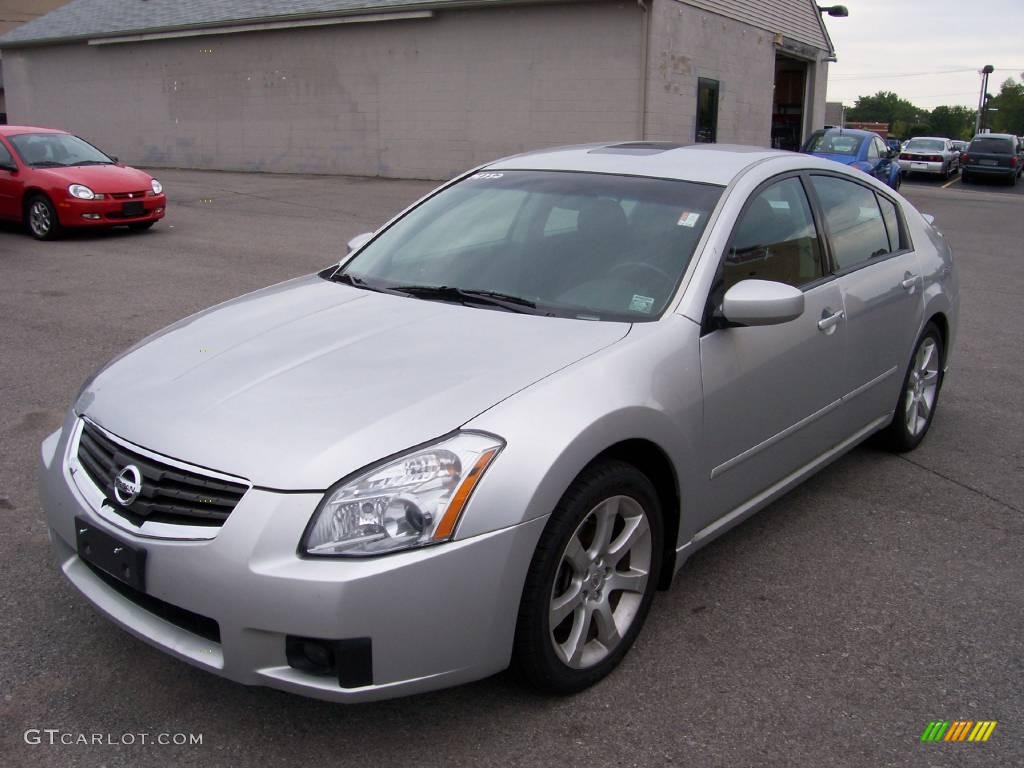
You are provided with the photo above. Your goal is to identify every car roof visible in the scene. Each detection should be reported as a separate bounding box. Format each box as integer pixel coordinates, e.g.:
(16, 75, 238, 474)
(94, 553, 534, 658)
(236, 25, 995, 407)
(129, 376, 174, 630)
(811, 128, 878, 138)
(487, 142, 796, 186)
(906, 136, 949, 141)
(0, 125, 69, 137)
(971, 133, 1016, 140)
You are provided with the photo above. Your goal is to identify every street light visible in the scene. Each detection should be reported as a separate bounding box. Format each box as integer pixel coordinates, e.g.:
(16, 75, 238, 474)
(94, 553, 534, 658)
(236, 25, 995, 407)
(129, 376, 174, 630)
(975, 65, 994, 135)
(817, 4, 849, 16)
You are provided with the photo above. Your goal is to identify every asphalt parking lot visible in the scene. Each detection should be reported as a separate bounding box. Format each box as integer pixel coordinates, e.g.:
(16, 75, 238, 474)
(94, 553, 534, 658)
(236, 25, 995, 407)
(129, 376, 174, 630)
(1, 168, 1021, 768)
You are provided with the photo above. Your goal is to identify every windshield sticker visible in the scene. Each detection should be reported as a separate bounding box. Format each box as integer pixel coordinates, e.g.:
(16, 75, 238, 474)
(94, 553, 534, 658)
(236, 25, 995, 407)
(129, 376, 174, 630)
(629, 294, 655, 313)
(677, 211, 700, 228)
(470, 172, 504, 180)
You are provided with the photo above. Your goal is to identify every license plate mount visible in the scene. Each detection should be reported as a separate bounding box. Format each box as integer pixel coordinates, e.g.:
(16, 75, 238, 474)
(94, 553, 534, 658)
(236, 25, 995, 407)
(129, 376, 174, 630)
(75, 516, 147, 592)
(122, 201, 145, 217)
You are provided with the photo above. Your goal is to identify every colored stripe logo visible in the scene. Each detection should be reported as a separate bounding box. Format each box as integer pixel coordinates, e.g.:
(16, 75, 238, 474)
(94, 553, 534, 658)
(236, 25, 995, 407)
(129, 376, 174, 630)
(920, 721, 997, 742)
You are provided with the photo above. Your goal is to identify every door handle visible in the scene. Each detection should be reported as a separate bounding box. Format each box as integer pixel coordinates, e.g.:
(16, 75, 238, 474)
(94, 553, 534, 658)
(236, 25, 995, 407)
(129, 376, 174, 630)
(817, 309, 845, 332)
(901, 272, 920, 291)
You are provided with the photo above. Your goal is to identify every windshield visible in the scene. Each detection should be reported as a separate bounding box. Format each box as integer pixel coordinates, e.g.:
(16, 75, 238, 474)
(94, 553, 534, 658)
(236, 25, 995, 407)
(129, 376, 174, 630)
(804, 132, 864, 156)
(906, 139, 944, 152)
(9, 133, 114, 167)
(969, 137, 1014, 154)
(335, 170, 723, 321)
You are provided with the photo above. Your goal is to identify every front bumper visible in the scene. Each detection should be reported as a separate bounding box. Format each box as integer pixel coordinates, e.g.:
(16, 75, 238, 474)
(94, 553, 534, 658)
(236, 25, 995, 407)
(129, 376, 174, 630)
(56, 193, 167, 228)
(38, 415, 546, 702)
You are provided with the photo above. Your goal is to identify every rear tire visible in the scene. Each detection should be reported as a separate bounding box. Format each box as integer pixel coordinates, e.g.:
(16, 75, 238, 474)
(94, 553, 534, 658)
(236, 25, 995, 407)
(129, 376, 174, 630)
(25, 195, 60, 240)
(512, 460, 663, 694)
(961, 170, 969, 184)
(878, 323, 944, 453)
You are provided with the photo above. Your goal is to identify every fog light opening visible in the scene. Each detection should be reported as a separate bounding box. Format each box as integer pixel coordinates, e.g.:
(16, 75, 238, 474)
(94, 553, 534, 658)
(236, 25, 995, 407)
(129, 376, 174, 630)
(81, 213, 102, 220)
(285, 636, 336, 676)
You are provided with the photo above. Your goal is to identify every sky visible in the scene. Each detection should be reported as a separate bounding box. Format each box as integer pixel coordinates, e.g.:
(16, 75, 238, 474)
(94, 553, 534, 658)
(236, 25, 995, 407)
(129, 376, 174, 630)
(823, 0, 1024, 110)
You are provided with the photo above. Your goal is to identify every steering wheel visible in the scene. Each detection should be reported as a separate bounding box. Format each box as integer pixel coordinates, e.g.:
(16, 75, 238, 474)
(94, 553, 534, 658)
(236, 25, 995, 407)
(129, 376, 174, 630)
(608, 261, 674, 284)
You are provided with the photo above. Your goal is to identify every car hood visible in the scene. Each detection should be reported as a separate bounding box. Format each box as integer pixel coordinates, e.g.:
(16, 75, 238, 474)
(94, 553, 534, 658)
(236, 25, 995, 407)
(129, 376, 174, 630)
(37, 163, 153, 192)
(77, 275, 630, 489)
(807, 152, 858, 166)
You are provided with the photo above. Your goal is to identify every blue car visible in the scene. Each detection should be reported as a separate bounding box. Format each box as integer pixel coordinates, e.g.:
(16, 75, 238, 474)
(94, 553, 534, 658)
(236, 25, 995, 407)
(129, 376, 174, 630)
(801, 128, 902, 190)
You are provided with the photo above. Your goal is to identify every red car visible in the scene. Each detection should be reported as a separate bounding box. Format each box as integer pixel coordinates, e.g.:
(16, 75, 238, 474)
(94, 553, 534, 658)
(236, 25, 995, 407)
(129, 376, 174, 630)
(0, 125, 166, 240)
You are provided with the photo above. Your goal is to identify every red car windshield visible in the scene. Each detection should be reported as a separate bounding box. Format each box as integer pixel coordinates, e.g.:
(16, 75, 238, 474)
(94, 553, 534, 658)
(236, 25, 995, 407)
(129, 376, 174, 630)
(9, 133, 114, 168)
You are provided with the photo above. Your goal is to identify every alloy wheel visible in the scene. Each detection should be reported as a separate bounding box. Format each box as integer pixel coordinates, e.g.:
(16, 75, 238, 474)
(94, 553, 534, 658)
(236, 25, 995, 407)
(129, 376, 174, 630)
(29, 200, 52, 238)
(548, 495, 652, 669)
(904, 337, 940, 436)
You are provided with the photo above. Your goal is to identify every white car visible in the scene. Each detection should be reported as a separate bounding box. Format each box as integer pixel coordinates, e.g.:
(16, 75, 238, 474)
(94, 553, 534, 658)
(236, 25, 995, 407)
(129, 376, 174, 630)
(898, 137, 960, 178)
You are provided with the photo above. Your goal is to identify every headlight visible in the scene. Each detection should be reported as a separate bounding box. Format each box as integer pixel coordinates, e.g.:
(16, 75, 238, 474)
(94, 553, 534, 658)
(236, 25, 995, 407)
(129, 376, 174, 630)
(150, 179, 163, 195)
(68, 184, 98, 200)
(303, 433, 503, 557)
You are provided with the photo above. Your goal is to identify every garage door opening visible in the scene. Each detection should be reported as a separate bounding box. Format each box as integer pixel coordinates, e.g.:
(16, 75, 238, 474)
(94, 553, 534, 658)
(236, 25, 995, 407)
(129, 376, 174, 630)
(772, 55, 808, 151)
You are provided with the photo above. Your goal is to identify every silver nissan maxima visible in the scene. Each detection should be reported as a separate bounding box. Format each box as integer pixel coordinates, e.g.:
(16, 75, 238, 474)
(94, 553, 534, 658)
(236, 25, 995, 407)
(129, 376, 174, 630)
(38, 142, 958, 702)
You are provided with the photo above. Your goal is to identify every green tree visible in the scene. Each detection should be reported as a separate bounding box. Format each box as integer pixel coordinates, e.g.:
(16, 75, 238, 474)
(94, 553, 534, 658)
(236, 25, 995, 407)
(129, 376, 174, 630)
(927, 105, 977, 140)
(847, 91, 927, 137)
(987, 76, 1024, 135)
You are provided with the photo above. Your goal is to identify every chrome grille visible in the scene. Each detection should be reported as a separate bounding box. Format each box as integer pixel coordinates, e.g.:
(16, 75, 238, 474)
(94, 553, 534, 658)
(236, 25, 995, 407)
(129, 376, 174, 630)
(76, 421, 247, 527)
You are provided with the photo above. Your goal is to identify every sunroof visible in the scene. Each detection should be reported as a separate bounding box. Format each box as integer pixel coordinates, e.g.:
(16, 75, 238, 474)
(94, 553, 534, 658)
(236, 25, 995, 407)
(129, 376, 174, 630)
(589, 142, 685, 156)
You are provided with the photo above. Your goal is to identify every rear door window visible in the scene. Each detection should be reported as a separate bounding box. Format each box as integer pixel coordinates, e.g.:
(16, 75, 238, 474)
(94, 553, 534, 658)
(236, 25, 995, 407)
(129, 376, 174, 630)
(810, 176, 891, 271)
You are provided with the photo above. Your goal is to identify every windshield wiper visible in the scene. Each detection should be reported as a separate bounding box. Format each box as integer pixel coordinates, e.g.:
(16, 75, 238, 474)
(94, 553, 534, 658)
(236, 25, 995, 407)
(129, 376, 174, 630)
(29, 161, 68, 168)
(387, 285, 548, 315)
(69, 160, 114, 166)
(330, 271, 408, 296)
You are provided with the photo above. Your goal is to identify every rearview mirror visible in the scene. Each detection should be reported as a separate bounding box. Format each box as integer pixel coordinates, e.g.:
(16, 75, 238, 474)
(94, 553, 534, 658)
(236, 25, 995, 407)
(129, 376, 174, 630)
(347, 232, 374, 255)
(722, 279, 805, 326)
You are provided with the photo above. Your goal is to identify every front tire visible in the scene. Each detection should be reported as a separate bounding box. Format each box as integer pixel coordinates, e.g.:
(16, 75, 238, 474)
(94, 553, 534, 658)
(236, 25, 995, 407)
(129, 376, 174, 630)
(879, 323, 944, 452)
(512, 460, 663, 694)
(25, 195, 60, 240)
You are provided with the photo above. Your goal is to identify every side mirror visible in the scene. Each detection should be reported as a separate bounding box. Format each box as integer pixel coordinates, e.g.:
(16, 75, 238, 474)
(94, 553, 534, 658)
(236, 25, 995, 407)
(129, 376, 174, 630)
(722, 279, 805, 326)
(346, 231, 374, 255)
(887, 149, 899, 159)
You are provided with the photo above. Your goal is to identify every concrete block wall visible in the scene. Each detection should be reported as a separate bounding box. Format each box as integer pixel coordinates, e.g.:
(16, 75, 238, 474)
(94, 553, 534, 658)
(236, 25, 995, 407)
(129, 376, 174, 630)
(644, 0, 777, 147)
(3, 2, 643, 179)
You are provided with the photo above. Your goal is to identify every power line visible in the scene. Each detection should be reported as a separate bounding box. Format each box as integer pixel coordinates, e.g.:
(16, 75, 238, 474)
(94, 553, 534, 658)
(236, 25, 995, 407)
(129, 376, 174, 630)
(831, 66, 1024, 81)
(831, 68, 976, 80)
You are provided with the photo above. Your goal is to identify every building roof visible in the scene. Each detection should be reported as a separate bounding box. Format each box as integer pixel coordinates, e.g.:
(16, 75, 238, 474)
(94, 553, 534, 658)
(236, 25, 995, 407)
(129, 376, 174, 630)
(1, 0, 835, 51)
(684, 0, 834, 55)
(0, 0, 532, 47)
(488, 142, 798, 186)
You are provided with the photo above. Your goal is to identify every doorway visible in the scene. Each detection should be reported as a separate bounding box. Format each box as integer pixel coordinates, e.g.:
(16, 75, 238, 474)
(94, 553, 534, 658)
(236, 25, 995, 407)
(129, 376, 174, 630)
(772, 55, 808, 151)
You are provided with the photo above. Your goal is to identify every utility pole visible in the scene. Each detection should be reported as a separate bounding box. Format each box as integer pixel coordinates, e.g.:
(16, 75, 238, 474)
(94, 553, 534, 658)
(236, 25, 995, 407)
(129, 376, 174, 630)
(975, 65, 994, 135)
